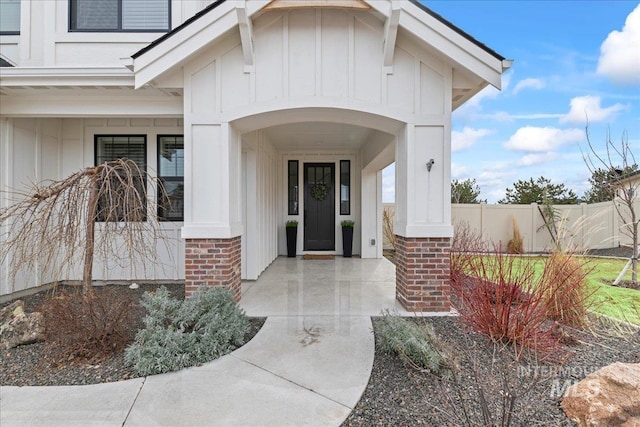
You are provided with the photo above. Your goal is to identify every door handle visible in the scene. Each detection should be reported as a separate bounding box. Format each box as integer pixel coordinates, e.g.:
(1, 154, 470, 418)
(304, 210, 307, 225)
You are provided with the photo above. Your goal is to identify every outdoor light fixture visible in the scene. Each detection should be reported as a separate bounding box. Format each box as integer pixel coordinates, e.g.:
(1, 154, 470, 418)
(426, 159, 435, 172)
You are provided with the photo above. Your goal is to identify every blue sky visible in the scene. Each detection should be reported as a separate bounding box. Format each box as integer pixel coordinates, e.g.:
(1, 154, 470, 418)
(382, 1, 640, 203)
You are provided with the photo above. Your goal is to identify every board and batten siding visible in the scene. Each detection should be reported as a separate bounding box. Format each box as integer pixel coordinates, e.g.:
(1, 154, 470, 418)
(0, 117, 185, 296)
(177, 9, 448, 121)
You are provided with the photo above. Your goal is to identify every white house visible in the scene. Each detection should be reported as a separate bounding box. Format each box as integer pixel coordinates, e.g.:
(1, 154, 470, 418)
(0, 0, 510, 311)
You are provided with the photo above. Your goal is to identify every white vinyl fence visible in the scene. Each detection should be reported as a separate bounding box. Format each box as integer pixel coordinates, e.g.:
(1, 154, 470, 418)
(383, 201, 640, 252)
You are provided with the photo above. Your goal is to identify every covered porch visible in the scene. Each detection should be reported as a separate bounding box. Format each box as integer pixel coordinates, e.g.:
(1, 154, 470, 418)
(240, 256, 453, 316)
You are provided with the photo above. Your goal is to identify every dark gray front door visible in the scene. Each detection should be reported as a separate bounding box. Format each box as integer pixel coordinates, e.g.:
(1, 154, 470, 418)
(304, 163, 335, 251)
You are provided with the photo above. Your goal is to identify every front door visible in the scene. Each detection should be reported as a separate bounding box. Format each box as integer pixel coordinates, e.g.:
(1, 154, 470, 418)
(304, 163, 335, 250)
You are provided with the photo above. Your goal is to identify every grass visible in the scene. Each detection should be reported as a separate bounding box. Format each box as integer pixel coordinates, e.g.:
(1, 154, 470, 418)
(466, 255, 640, 326)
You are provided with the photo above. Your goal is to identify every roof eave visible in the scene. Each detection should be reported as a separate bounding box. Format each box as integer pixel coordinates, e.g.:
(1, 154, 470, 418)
(0, 67, 134, 87)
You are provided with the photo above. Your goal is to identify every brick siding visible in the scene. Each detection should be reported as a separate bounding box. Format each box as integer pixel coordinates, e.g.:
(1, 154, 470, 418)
(395, 236, 451, 312)
(184, 236, 242, 301)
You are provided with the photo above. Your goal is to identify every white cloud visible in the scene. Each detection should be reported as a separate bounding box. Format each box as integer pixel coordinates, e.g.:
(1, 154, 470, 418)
(451, 163, 471, 179)
(452, 127, 494, 152)
(504, 126, 583, 152)
(478, 112, 564, 122)
(517, 152, 558, 166)
(560, 95, 625, 124)
(512, 78, 545, 95)
(597, 4, 640, 85)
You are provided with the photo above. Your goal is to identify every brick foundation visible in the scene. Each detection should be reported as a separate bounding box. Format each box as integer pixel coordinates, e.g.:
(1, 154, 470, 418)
(184, 236, 242, 301)
(395, 236, 451, 312)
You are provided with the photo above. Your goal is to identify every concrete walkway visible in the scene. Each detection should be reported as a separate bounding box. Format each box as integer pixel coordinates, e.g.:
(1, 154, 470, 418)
(1, 257, 408, 427)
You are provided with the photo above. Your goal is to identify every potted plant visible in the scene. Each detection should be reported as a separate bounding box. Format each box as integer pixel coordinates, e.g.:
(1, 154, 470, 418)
(341, 220, 355, 258)
(286, 220, 298, 257)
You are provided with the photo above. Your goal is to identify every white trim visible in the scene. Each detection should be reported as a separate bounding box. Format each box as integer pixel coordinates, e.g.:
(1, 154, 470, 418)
(236, 4, 255, 71)
(0, 67, 134, 87)
(394, 224, 454, 238)
(181, 224, 243, 239)
(383, 5, 400, 72)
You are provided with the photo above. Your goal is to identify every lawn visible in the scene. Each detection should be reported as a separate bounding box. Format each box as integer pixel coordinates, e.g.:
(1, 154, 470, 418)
(480, 255, 640, 325)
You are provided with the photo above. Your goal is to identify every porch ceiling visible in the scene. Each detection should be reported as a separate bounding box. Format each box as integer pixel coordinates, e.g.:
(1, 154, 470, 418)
(264, 121, 379, 151)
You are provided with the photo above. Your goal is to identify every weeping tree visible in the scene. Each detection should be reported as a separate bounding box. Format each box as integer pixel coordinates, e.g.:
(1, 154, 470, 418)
(0, 159, 166, 296)
(583, 126, 639, 285)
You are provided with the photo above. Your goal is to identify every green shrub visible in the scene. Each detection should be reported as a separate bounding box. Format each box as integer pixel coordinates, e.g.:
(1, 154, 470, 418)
(125, 286, 248, 375)
(376, 312, 453, 376)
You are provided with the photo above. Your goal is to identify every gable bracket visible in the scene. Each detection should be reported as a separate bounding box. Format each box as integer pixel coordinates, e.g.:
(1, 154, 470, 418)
(236, 4, 254, 73)
(383, 5, 400, 74)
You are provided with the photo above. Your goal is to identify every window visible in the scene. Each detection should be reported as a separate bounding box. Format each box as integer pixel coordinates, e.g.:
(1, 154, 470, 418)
(288, 160, 299, 215)
(70, 0, 170, 32)
(340, 160, 350, 215)
(0, 0, 20, 35)
(95, 135, 147, 221)
(158, 135, 184, 221)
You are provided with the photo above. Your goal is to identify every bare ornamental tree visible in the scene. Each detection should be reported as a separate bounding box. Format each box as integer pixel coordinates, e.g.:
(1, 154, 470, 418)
(583, 126, 639, 285)
(0, 159, 167, 297)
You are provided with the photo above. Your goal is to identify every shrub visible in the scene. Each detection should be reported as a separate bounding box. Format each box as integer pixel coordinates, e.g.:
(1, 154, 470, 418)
(125, 286, 248, 375)
(382, 207, 396, 250)
(540, 251, 593, 326)
(39, 287, 135, 363)
(376, 312, 454, 376)
(450, 221, 487, 290)
(506, 217, 524, 254)
(452, 250, 562, 360)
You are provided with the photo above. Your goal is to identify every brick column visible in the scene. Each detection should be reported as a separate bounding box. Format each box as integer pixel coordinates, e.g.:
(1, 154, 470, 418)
(185, 237, 242, 301)
(395, 236, 450, 312)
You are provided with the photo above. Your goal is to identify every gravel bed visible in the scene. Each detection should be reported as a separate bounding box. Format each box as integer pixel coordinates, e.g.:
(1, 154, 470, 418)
(2, 278, 639, 426)
(343, 316, 640, 427)
(0, 283, 265, 387)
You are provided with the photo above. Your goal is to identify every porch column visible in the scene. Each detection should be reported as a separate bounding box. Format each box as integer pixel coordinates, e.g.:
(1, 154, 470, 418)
(181, 121, 243, 300)
(394, 124, 452, 312)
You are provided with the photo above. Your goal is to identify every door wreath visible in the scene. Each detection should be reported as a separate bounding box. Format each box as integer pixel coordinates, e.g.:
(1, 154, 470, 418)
(311, 183, 329, 201)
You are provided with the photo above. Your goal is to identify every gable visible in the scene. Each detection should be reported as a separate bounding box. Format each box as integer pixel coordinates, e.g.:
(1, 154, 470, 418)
(130, 0, 510, 106)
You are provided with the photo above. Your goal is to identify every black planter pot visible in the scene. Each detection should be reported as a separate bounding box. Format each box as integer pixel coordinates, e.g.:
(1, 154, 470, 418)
(286, 226, 298, 257)
(342, 226, 353, 258)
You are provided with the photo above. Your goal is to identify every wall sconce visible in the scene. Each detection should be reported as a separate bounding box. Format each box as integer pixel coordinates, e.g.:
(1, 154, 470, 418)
(426, 159, 435, 172)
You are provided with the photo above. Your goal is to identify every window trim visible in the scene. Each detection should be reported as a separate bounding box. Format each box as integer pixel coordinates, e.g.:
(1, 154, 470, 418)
(157, 134, 184, 222)
(69, 0, 171, 33)
(94, 134, 148, 222)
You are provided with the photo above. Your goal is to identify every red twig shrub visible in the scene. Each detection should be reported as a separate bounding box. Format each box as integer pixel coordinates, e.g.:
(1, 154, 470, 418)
(452, 251, 562, 360)
(39, 287, 135, 363)
(540, 251, 594, 327)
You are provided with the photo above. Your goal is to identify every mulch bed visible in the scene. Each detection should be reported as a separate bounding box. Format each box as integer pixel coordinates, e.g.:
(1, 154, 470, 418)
(0, 283, 265, 387)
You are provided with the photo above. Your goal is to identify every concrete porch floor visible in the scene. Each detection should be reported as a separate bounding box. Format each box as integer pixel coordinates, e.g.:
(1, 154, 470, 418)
(240, 256, 412, 317)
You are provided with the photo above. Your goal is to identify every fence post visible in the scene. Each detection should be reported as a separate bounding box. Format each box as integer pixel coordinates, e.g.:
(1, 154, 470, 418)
(612, 200, 619, 246)
(530, 202, 537, 252)
(480, 202, 486, 241)
(581, 202, 587, 249)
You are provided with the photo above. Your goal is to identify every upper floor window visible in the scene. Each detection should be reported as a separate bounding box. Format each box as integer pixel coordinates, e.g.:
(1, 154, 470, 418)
(0, 0, 20, 35)
(70, 0, 170, 32)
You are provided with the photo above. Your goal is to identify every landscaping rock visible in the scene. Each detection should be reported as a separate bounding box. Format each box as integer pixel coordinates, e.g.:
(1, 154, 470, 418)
(561, 362, 640, 427)
(0, 300, 45, 349)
